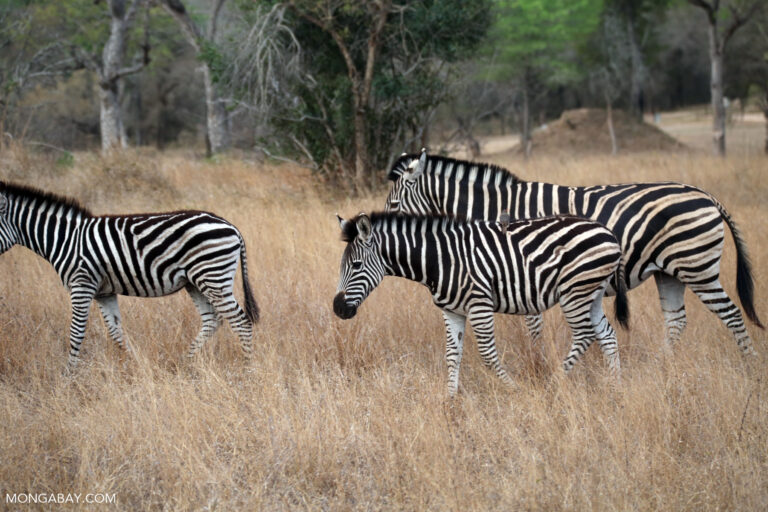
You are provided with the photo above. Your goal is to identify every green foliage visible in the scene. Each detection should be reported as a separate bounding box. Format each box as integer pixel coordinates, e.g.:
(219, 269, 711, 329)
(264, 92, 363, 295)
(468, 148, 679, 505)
(197, 39, 227, 84)
(264, 0, 492, 179)
(55, 151, 75, 168)
(486, 0, 604, 84)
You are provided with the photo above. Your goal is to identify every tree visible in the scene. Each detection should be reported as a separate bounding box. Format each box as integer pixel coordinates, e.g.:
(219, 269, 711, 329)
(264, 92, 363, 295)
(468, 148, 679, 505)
(95, 0, 150, 151)
(688, 0, 763, 156)
(263, 0, 491, 187)
(285, 0, 392, 185)
(1, 0, 150, 152)
(587, 8, 633, 154)
(161, 0, 231, 155)
(485, 0, 603, 158)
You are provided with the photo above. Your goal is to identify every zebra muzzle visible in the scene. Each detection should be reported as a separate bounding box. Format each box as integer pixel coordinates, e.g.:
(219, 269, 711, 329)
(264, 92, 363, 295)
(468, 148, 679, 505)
(333, 292, 357, 319)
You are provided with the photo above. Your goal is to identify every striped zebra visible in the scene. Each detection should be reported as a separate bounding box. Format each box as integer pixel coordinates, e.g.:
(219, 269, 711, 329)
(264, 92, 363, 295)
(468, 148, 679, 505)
(0, 182, 259, 369)
(333, 211, 629, 396)
(385, 151, 762, 354)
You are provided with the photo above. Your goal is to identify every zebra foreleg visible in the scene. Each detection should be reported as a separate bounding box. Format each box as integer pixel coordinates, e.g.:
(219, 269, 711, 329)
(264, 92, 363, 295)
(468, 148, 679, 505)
(96, 295, 127, 351)
(687, 280, 756, 355)
(654, 273, 687, 348)
(442, 310, 467, 397)
(467, 305, 515, 388)
(66, 283, 97, 370)
(185, 285, 221, 357)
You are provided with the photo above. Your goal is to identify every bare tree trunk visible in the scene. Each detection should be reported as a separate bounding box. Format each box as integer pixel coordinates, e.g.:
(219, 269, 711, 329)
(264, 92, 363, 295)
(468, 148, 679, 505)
(689, 0, 761, 157)
(521, 76, 531, 159)
(605, 90, 618, 155)
(162, 0, 231, 155)
(762, 93, 768, 155)
(99, 84, 126, 151)
(708, 31, 726, 157)
(626, 16, 645, 123)
(353, 101, 367, 184)
(202, 66, 230, 156)
(99, 0, 135, 152)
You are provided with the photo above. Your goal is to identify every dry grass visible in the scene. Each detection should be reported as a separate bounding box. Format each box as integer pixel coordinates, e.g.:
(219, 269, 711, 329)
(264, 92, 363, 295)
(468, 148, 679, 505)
(0, 144, 766, 510)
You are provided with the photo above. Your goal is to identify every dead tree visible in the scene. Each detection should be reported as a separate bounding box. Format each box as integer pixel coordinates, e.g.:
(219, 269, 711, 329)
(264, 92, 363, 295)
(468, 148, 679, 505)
(688, 0, 762, 156)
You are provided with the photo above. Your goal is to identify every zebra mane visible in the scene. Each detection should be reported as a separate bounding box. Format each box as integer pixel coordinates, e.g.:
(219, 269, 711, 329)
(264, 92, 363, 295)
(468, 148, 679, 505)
(343, 211, 467, 242)
(0, 181, 93, 217)
(387, 153, 521, 185)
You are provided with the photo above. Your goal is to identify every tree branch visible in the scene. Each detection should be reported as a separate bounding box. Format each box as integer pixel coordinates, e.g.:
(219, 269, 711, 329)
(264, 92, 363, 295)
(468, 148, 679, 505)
(161, 0, 202, 51)
(208, 0, 227, 40)
(688, 0, 716, 23)
(722, 1, 762, 47)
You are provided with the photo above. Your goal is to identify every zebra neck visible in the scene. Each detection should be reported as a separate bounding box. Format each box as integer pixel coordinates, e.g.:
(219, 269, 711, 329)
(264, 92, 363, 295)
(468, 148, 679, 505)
(376, 217, 464, 290)
(11, 198, 87, 275)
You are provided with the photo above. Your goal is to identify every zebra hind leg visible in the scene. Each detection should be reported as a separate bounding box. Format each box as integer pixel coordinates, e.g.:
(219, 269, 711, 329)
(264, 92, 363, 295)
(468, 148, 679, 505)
(197, 284, 254, 359)
(560, 293, 598, 373)
(524, 314, 543, 344)
(654, 273, 687, 348)
(185, 285, 222, 358)
(686, 279, 756, 355)
(442, 310, 467, 397)
(96, 295, 127, 351)
(468, 305, 515, 388)
(589, 292, 621, 377)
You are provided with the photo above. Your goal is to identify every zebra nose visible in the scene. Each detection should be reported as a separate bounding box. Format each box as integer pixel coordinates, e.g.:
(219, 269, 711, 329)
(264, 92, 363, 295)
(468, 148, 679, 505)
(333, 292, 357, 319)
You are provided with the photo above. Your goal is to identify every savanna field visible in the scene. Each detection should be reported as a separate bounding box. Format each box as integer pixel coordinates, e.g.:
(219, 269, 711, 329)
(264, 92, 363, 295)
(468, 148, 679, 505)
(0, 139, 766, 510)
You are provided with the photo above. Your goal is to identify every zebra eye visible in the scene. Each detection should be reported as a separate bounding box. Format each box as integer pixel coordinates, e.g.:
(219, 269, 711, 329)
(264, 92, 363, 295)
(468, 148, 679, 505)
(351, 260, 362, 270)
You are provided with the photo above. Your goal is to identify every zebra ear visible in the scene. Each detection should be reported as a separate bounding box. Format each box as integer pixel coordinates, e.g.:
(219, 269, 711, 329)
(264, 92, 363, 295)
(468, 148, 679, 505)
(407, 149, 427, 181)
(336, 213, 348, 231)
(355, 214, 372, 242)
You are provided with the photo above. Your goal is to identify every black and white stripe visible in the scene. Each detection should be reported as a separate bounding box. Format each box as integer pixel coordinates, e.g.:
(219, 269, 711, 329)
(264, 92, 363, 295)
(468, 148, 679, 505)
(385, 151, 762, 354)
(0, 182, 259, 368)
(333, 212, 628, 396)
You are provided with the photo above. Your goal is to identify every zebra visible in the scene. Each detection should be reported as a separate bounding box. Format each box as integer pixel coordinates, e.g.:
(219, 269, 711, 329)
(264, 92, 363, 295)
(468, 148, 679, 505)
(333, 211, 629, 396)
(0, 182, 259, 369)
(385, 150, 762, 355)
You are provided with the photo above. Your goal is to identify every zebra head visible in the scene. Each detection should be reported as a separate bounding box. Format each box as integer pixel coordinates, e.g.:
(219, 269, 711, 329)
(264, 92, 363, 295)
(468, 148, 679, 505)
(0, 193, 18, 255)
(384, 149, 430, 214)
(333, 213, 385, 320)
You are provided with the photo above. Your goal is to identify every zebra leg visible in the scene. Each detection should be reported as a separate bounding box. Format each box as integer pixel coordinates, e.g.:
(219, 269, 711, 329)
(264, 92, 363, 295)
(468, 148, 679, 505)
(560, 294, 598, 373)
(524, 314, 543, 344)
(199, 286, 254, 359)
(467, 305, 515, 388)
(589, 293, 621, 376)
(185, 285, 222, 357)
(686, 279, 756, 355)
(95, 295, 127, 351)
(442, 310, 467, 397)
(67, 284, 97, 369)
(654, 273, 687, 347)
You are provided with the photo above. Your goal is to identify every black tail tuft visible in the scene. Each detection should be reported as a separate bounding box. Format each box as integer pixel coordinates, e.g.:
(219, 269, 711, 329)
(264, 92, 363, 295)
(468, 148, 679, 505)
(614, 262, 630, 330)
(736, 240, 763, 329)
(240, 240, 260, 324)
(716, 198, 763, 329)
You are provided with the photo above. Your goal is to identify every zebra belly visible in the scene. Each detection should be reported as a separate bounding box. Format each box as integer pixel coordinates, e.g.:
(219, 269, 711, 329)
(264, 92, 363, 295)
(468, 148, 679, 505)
(98, 268, 189, 297)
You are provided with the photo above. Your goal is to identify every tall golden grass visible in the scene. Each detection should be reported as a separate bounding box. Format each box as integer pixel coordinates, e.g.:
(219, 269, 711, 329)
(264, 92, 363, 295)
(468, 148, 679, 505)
(0, 144, 765, 510)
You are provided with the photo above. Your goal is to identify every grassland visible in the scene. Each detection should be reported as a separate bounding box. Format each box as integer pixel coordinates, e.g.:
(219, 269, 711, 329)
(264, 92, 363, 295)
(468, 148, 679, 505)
(0, 141, 766, 510)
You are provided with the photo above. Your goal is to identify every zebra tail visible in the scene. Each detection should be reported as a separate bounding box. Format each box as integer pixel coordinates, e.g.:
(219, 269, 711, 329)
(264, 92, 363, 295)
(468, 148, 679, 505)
(613, 261, 630, 330)
(239, 238, 260, 324)
(712, 196, 764, 329)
